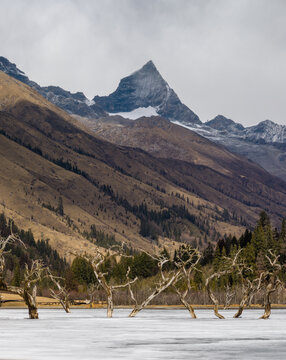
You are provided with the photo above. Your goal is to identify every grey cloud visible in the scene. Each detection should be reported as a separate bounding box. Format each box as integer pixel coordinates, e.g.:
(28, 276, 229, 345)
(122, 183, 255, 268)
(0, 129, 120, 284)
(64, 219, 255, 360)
(0, 0, 285, 126)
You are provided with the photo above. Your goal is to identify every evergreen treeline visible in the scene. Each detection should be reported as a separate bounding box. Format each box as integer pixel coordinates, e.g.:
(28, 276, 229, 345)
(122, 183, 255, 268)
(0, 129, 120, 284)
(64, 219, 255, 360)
(1, 211, 286, 302)
(83, 224, 120, 249)
(0, 213, 68, 281)
(70, 211, 286, 292)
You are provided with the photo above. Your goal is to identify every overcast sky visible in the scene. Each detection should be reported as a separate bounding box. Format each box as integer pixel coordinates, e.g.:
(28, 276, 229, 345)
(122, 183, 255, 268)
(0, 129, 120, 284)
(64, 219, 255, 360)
(0, 0, 285, 126)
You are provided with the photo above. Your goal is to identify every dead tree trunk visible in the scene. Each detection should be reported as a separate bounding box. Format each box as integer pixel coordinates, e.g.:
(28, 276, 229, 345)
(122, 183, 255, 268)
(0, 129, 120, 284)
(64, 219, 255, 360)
(0, 232, 42, 319)
(260, 283, 274, 319)
(129, 270, 181, 317)
(233, 273, 264, 318)
(223, 285, 235, 310)
(233, 286, 251, 318)
(7, 260, 45, 319)
(205, 276, 225, 319)
(173, 286, 197, 318)
(23, 285, 39, 319)
(86, 284, 98, 308)
(205, 249, 243, 319)
(71, 249, 137, 318)
(7, 284, 39, 319)
(0, 232, 25, 289)
(48, 272, 71, 313)
(128, 252, 183, 318)
(259, 250, 282, 320)
(106, 286, 113, 318)
(172, 246, 201, 319)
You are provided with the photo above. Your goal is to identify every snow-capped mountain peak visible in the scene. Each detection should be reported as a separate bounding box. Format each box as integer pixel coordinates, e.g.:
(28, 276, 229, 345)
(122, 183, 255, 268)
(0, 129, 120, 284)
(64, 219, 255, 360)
(93, 60, 201, 124)
(244, 120, 286, 143)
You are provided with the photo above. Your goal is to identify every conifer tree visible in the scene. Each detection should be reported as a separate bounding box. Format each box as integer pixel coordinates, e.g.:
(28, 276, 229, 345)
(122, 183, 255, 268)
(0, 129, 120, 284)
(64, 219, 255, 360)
(11, 262, 21, 287)
(57, 196, 64, 216)
(213, 245, 222, 272)
(279, 219, 286, 264)
(252, 224, 267, 256)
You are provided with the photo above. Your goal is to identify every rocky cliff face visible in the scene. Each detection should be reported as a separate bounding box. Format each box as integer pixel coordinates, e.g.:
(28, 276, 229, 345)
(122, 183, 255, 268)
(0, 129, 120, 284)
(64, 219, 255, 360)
(0, 56, 106, 118)
(93, 60, 201, 124)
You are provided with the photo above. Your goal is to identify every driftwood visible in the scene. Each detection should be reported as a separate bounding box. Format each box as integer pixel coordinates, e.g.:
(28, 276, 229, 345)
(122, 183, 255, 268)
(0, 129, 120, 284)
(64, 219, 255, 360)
(172, 247, 201, 318)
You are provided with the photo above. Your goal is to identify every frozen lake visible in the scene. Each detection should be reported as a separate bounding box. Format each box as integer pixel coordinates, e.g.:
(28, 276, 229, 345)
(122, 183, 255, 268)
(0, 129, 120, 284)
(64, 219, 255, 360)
(0, 308, 286, 359)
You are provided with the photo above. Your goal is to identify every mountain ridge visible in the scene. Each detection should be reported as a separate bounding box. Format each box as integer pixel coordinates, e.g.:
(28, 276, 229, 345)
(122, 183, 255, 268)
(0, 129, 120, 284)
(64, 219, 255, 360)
(1, 55, 286, 182)
(0, 56, 106, 119)
(93, 60, 201, 124)
(2, 71, 286, 257)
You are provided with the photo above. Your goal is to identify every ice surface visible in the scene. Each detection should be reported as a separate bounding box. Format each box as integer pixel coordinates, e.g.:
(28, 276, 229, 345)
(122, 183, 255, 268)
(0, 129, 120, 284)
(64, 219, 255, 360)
(109, 106, 158, 120)
(0, 308, 285, 360)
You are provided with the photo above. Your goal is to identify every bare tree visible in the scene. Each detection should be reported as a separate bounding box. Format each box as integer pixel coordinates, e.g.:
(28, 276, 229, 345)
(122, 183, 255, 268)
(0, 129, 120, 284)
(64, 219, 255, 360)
(7, 260, 46, 319)
(86, 283, 99, 308)
(172, 247, 201, 318)
(48, 271, 71, 313)
(71, 248, 137, 318)
(205, 250, 242, 319)
(223, 284, 236, 310)
(128, 251, 183, 318)
(0, 230, 25, 309)
(233, 272, 264, 318)
(0, 231, 24, 289)
(259, 250, 282, 319)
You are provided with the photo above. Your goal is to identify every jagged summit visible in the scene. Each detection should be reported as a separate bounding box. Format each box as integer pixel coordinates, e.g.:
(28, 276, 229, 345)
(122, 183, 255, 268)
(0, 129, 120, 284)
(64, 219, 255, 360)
(206, 115, 244, 132)
(0, 56, 39, 88)
(93, 61, 201, 124)
(131, 60, 158, 75)
(257, 119, 277, 127)
(0, 56, 24, 76)
(244, 119, 286, 143)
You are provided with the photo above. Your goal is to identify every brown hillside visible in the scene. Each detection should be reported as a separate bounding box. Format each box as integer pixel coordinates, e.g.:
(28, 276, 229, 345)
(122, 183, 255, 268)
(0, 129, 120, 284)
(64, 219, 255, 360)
(0, 71, 286, 255)
(75, 114, 286, 223)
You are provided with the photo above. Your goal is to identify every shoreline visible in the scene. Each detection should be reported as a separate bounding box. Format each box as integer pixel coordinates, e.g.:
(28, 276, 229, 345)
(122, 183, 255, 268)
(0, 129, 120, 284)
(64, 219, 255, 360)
(2, 292, 286, 310)
(1, 302, 286, 310)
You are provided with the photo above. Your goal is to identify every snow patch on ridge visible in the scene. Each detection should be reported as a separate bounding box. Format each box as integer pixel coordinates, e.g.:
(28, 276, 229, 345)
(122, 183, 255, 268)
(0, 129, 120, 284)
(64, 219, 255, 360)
(171, 121, 226, 141)
(109, 106, 158, 120)
(85, 98, 95, 106)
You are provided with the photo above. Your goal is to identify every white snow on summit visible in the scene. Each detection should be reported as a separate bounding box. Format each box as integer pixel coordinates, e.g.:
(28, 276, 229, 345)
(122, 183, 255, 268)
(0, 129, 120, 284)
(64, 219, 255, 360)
(85, 98, 95, 106)
(109, 106, 158, 120)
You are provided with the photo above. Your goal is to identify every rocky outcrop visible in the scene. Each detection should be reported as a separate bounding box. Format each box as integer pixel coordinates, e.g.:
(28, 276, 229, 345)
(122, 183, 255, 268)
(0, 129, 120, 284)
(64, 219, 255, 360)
(0, 56, 106, 118)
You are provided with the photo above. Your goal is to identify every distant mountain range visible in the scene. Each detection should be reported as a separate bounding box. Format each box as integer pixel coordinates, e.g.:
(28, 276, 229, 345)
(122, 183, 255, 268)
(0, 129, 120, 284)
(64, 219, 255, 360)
(178, 117, 286, 181)
(1, 56, 286, 182)
(93, 61, 286, 181)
